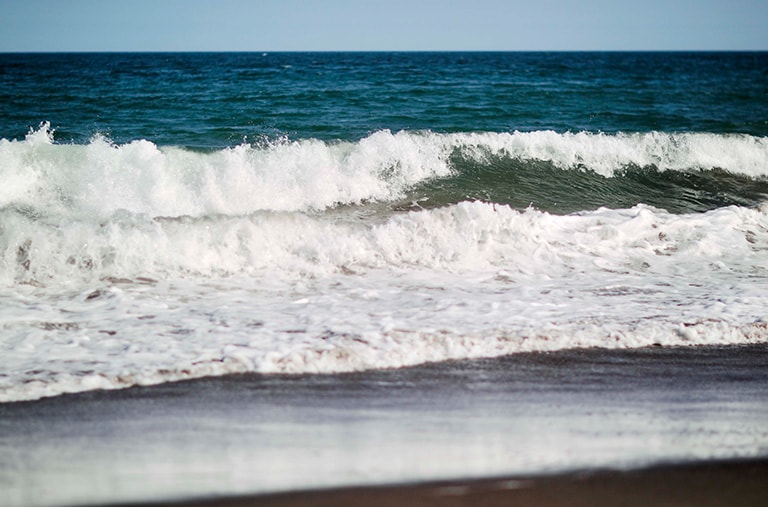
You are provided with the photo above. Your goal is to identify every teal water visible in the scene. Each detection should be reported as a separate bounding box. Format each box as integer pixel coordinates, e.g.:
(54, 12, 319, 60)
(2, 52, 767, 145)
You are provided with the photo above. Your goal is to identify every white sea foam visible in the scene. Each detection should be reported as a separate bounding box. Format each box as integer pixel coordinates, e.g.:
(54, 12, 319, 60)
(0, 124, 454, 218)
(2, 199, 767, 284)
(2, 125, 767, 220)
(455, 130, 768, 177)
(1, 200, 768, 402)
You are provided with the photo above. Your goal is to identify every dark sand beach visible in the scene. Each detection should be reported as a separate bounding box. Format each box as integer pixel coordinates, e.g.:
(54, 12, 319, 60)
(2, 344, 768, 506)
(121, 458, 768, 507)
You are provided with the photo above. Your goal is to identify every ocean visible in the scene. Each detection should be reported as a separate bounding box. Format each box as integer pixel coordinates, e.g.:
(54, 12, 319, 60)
(1, 52, 768, 505)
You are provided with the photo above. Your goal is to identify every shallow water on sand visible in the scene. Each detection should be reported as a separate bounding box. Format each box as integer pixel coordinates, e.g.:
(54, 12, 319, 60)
(2, 345, 767, 506)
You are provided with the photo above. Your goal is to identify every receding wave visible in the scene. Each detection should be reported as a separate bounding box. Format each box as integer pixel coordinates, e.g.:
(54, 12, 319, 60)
(4, 320, 768, 403)
(2, 124, 767, 220)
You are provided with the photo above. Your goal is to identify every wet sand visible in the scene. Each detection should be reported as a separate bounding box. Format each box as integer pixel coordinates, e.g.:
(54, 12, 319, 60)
(125, 458, 768, 507)
(2, 344, 767, 506)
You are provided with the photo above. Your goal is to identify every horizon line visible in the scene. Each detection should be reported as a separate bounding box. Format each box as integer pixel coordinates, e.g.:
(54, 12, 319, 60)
(2, 49, 767, 54)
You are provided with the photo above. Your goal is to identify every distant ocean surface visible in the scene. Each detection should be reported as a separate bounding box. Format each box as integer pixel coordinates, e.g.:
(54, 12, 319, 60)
(1, 52, 768, 402)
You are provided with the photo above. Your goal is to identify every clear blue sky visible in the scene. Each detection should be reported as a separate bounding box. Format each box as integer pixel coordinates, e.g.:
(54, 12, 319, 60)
(1, 0, 766, 52)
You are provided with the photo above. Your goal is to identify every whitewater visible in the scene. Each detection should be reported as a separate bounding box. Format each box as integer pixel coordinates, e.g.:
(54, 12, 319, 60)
(1, 123, 767, 402)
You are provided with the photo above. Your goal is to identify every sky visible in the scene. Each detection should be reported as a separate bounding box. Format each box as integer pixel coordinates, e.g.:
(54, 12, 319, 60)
(0, 0, 766, 52)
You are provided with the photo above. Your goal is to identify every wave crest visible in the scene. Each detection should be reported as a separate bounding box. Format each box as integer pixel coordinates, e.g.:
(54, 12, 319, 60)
(1, 126, 767, 220)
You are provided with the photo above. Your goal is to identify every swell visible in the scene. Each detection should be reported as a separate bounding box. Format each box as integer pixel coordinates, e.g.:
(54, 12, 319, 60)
(404, 155, 768, 214)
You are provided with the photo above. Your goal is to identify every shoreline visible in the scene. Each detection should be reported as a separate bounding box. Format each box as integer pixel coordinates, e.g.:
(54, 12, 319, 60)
(114, 457, 768, 507)
(2, 344, 767, 507)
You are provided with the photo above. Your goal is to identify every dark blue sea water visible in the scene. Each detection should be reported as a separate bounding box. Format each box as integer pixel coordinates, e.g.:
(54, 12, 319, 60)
(2, 52, 767, 146)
